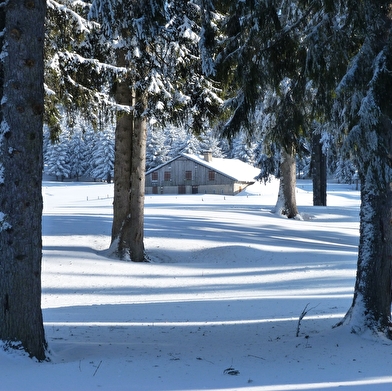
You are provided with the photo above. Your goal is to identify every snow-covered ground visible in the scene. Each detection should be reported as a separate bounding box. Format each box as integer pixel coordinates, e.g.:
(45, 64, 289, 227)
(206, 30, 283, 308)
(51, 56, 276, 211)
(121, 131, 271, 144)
(2, 178, 392, 390)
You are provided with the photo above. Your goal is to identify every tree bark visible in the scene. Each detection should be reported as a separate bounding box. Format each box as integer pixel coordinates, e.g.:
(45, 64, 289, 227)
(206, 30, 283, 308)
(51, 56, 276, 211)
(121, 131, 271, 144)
(312, 133, 327, 206)
(110, 50, 147, 262)
(0, 0, 47, 360)
(126, 93, 147, 262)
(274, 147, 298, 218)
(336, 173, 392, 335)
(336, 116, 392, 335)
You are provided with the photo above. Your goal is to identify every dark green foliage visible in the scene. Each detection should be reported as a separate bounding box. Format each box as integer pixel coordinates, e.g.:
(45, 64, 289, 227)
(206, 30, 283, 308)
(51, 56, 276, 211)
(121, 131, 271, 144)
(209, 1, 313, 160)
(45, 1, 116, 141)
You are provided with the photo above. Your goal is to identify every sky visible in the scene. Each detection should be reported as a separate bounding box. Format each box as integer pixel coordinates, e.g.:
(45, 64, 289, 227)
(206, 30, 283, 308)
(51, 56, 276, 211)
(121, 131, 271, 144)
(1, 178, 392, 391)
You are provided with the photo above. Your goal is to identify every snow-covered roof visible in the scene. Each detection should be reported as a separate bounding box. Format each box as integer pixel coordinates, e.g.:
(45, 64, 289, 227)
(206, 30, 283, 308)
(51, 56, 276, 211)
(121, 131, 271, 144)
(182, 153, 260, 182)
(147, 153, 260, 183)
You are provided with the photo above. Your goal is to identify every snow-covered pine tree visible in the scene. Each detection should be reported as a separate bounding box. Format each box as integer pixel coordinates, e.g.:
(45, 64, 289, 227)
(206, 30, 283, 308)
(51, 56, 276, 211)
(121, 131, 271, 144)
(334, 157, 357, 184)
(163, 124, 183, 159)
(45, 130, 72, 181)
(89, 0, 165, 261)
(230, 132, 257, 164)
(45, 0, 115, 140)
(199, 129, 225, 158)
(68, 126, 90, 181)
(205, 1, 316, 218)
(146, 127, 170, 171)
(297, 0, 392, 336)
(175, 132, 202, 156)
(88, 128, 115, 181)
(89, 0, 222, 261)
(324, 0, 392, 336)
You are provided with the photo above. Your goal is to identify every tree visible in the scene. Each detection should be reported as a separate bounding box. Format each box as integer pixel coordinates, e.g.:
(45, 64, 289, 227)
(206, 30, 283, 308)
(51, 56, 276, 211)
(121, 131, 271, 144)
(289, 0, 392, 335)
(68, 127, 89, 181)
(327, 0, 392, 335)
(311, 132, 327, 206)
(45, 0, 113, 140)
(205, 2, 311, 218)
(45, 129, 71, 180)
(90, 0, 221, 261)
(174, 131, 202, 156)
(0, 0, 47, 360)
(230, 132, 257, 164)
(88, 128, 114, 181)
(199, 129, 225, 158)
(146, 127, 169, 171)
(89, 0, 162, 261)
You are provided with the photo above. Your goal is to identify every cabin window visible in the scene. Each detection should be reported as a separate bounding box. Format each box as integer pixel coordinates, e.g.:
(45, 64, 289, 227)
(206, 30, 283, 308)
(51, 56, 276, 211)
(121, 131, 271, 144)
(164, 171, 171, 181)
(185, 170, 192, 180)
(208, 170, 215, 181)
(152, 172, 158, 181)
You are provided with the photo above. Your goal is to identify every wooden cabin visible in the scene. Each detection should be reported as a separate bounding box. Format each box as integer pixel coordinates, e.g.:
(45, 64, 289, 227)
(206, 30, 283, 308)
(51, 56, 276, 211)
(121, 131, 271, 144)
(145, 152, 260, 195)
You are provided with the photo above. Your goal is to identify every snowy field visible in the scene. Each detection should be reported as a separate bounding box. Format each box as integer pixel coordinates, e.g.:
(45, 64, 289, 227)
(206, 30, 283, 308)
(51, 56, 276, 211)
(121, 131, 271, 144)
(2, 178, 392, 390)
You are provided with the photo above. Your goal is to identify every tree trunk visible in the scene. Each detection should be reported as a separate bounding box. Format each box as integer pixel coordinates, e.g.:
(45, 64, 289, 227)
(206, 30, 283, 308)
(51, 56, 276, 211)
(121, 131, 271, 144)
(0, 0, 47, 360)
(111, 52, 132, 254)
(312, 133, 327, 206)
(274, 147, 298, 218)
(127, 93, 147, 262)
(336, 174, 392, 335)
(110, 50, 147, 262)
(336, 116, 392, 335)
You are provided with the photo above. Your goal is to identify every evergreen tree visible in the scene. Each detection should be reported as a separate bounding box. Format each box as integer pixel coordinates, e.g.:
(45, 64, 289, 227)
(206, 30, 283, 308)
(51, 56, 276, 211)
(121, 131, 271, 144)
(230, 132, 257, 164)
(146, 127, 170, 171)
(88, 129, 115, 181)
(167, 126, 187, 158)
(325, 0, 392, 336)
(175, 132, 202, 156)
(45, 0, 114, 139)
(334, 157, 357, 184)
(199, 129, 225, 157)
(68, 127, 89, 180)
(205, 1, 314, 217)
(89, 0, 222, 261)
(45, 130, 71, 180)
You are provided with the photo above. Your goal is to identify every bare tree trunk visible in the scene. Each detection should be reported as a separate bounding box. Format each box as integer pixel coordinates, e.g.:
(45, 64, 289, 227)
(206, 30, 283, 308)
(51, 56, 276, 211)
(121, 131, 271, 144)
(110, 50, 147, 262)
(0, 0, 47, 360)
(126, 93, 147, 262)
(111, 52, 132, 253)
(336, 178, 392, 334)
(312, 133, 327, 206)
(274, 147, 298, 218)
(336, 116, 392, 335)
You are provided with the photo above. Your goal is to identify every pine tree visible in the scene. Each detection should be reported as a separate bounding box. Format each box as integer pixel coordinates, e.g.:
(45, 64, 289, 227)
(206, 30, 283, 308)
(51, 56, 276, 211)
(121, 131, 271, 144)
(325, 0, 392, 336)
(68, 128, 89, 181)
(205, 1, 314, 217)
(230, 132, 257, 164)
(334, 157, 357, 184)
(89, 0, 222, 261)
(176, 132, 202, 156)
(146, 127, 170, 171)
(89, 129, 115, 181)
(45, 0, 114, 139)
(45, 130, 71, 181)
(199, 129, 225, 157)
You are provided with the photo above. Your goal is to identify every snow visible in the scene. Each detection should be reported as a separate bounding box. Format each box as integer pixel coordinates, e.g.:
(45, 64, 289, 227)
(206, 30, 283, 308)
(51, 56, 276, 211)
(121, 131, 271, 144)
(2, 178, 392, 390)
